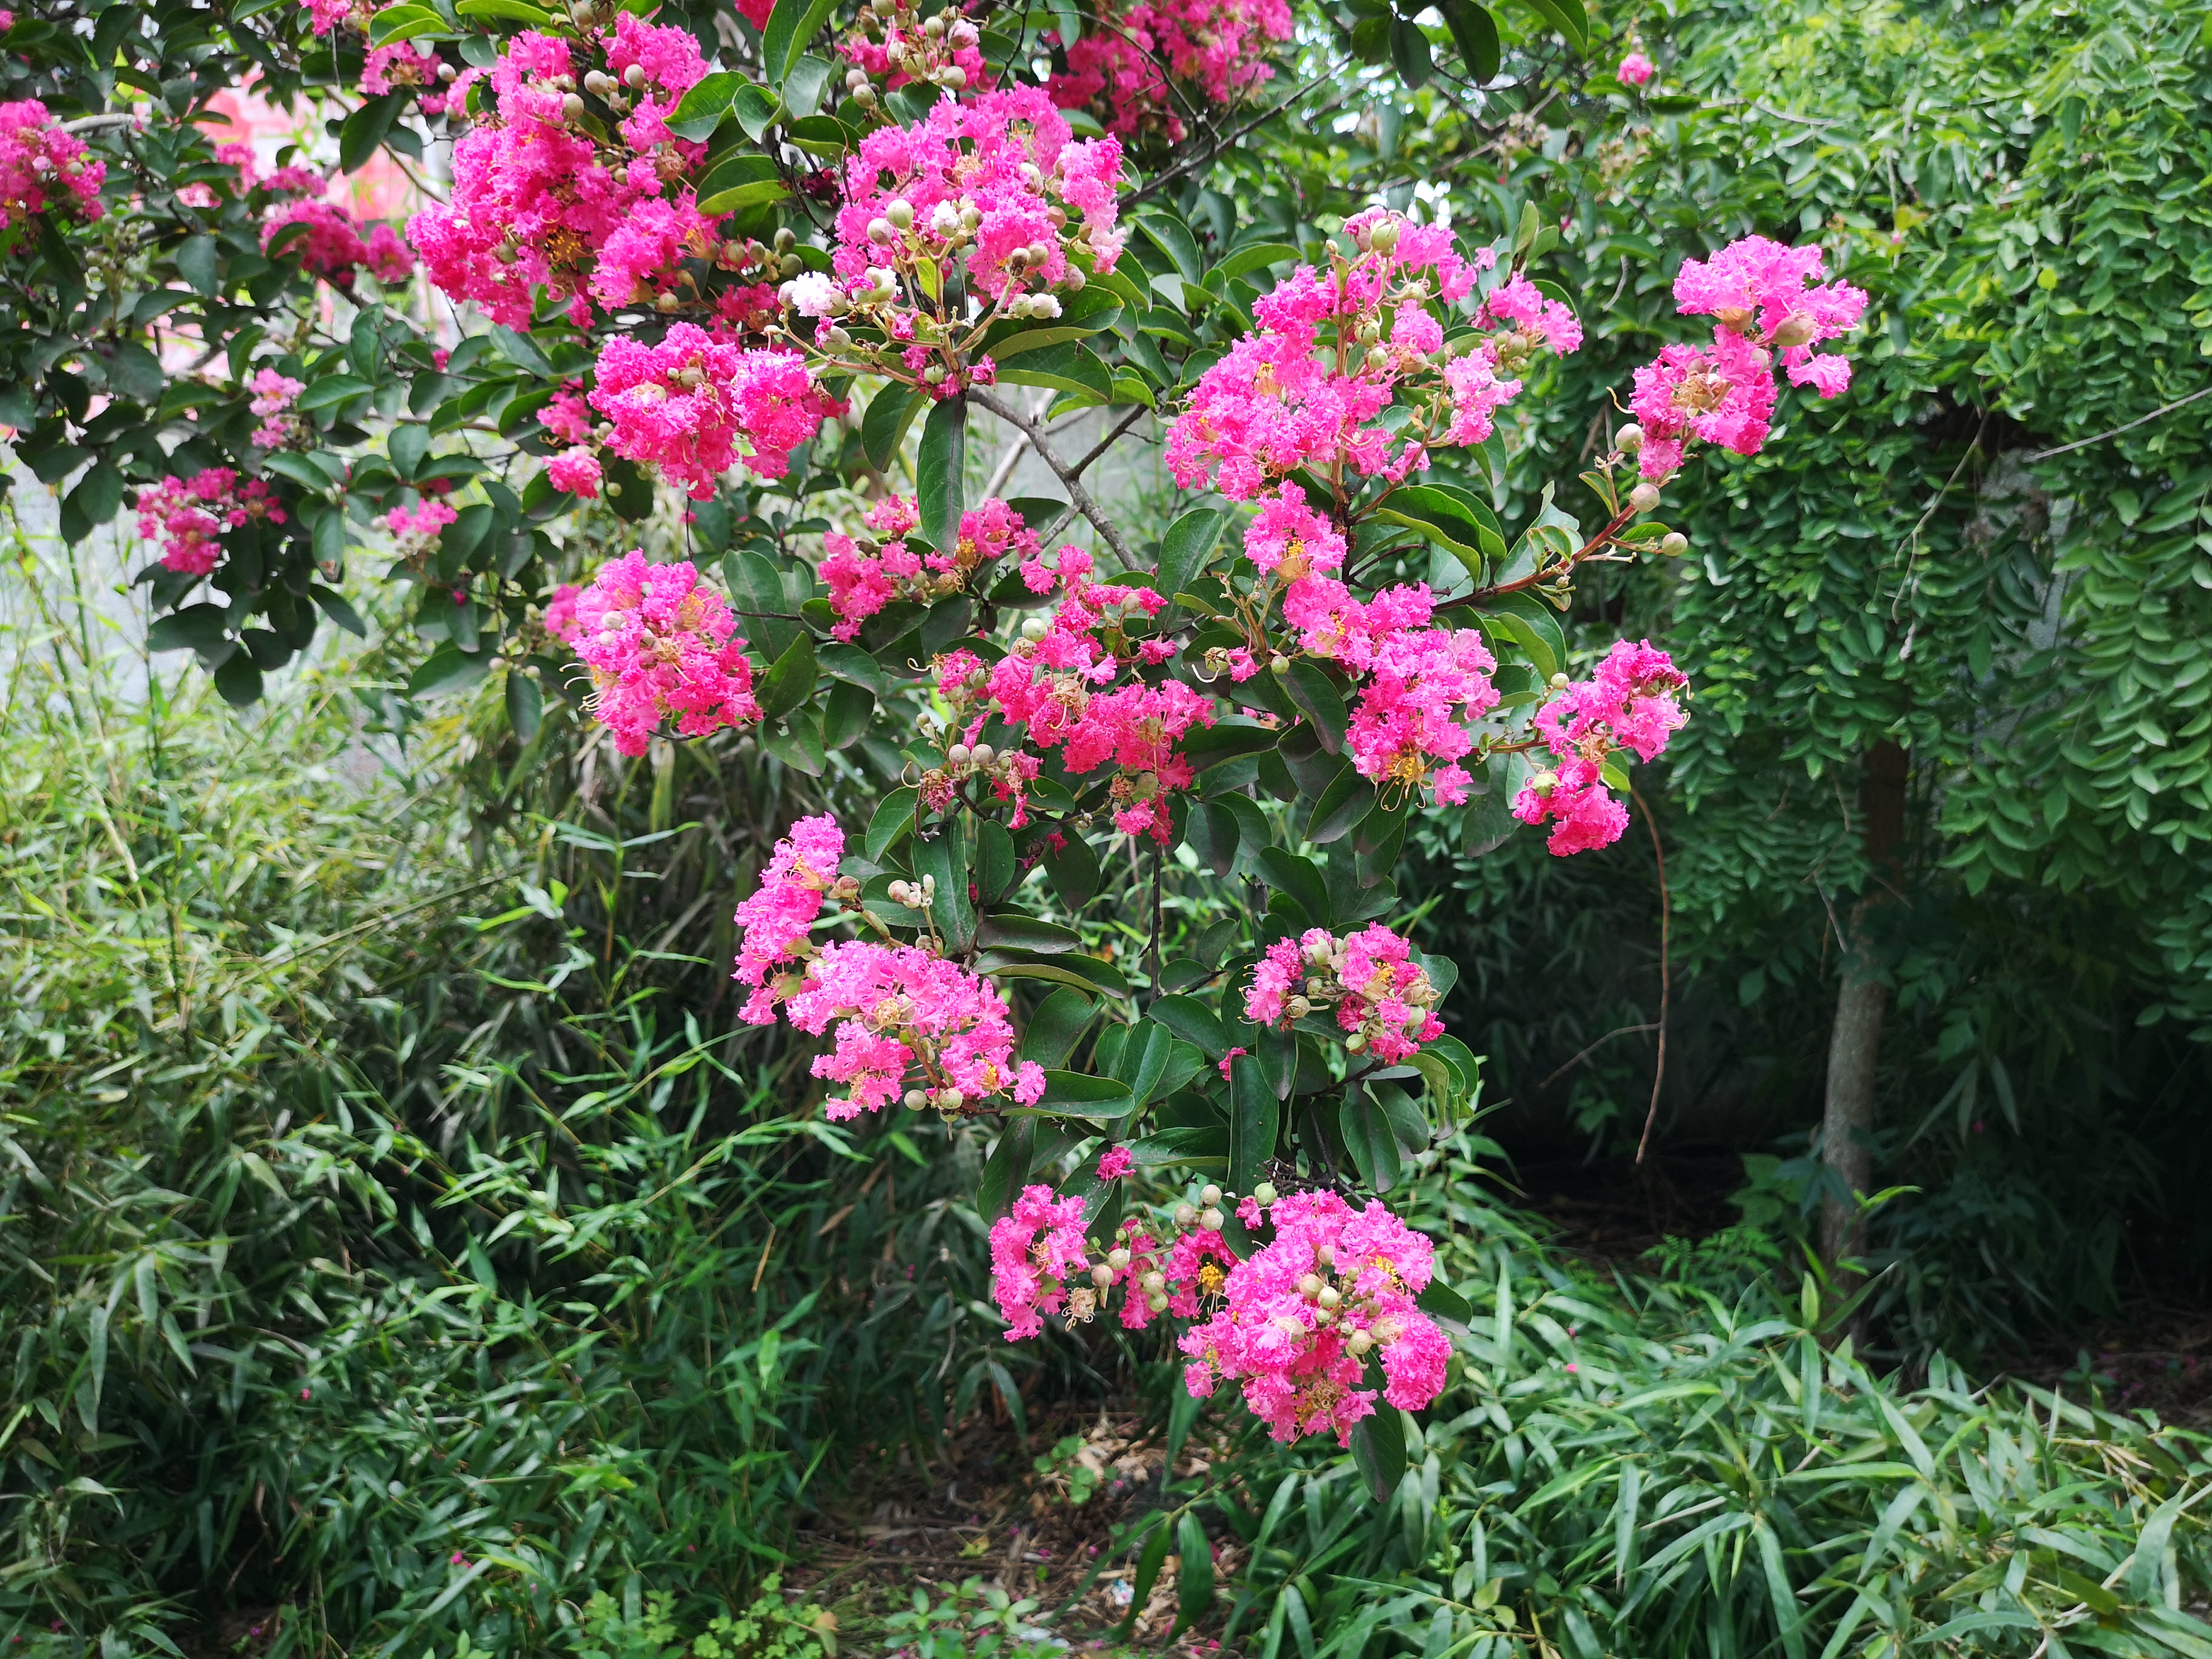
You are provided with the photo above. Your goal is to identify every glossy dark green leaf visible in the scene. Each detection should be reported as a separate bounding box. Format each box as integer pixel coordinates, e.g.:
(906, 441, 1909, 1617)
(974, 914, 1083, 954)
(1150, 994, 1228, 1058)
(1514, 0, 1587, 52)
(977, 1119, 1033, 1221)
(917, 395, 966, 556)
(1349, 1403, 1407, 1503)
(762, 0, 841, 85)
(862, 384, 929, 471)
(665, 71, 740, 142)
(1254, 848, 1330, 928)
(1307, 768, 1378, 845)
(1439, 0, 1501, 81)
(1020, 988, 1098, 1070)
(1173, 1510, 1215, 1637)
(1034, 1071, 1134, 1120)
(504, 669, 543, 742)
(1042, 831, 1100, 910)
(755, 632, 817, 722)
(1121, 1520, 1173, 1641)
(1228, 1053, 1279, 1197)
(863, 786, 920, 862)
(996, 342, 1114, 401)
(337, 92, 408, 174)
(1389, 17, 1434, 87)
(1153, 505, 1227, 603)
(146, 604, 230, 659)
(913, 823, 976, 954)
(175, 235, 220, 297)
(1284, 660, 1349, 754)
(407, 644, 491, 699)
(212, 648, 264, 707)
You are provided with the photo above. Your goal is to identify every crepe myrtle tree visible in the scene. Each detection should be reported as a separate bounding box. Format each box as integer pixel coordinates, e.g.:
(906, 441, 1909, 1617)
(10, 0, 1863, 1496)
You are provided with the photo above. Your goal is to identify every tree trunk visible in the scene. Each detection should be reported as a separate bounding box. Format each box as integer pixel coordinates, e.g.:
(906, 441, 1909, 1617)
(1819, 741, 1908, 1285)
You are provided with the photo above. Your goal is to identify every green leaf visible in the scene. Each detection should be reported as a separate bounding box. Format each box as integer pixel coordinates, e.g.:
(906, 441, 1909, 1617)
(311, 586, 367, 638)
(822, 677, 874, 749)
(762, 0, 841, 87)
(1349, 1405, 1406, 1503)
(504, 669, 543, 742)
(996, 342, 1114, 401)
(297, 375, 374, 414)
(978, 1119, 1033, 1221)
(722, 548, 797, 659)
(1173, 1511, 1215, 1638)
(146, 605, 231, 658)
(1389, 17, 1434, 87)
(453, 0, 554, 21)
(1307, 768, 1377, 845)
(369, 4, 456, 44)
(1153, 506, 1227, 604)
(864, 788, 920, 862)
(1284, 660, 1348, 754)
(1042, 831, 1099, 910)
(1375, 483, 1505, 577)
(975, 914, 1084, 954)
(862, 384, 928, 471)
(175, 235, 220, 297)
(917, 395, 967, 556)
(1020, 988, 1098, 1070)
(1216, 241, 1301, 284)
(337, 92, 407, 174)
(1136, 212, 1202, 283)
(1150, 994, 1228, 1058)
(408, 644, 492, 699)
(1254, 847, 1330, 927)
(1121, 1521, 1173, 1641)
(1513, 0, 1587, 52)
(913, 824, 976, 955)
(212, 649, 264, 706)
(731, 81, 780, 141)
(755, 631, 817, 722)
(1228, 1054, 1279, 1197)
(1439, 0, 1501, 81)
(1486, 592, 1566, 680)
(1416, 1279, 1474, 1326)
(783, 53, 834, 119)
(1340, 1085, 1404, 1191)
(1034, 1071, 1134, 1120)
(666, 71, 742, 142)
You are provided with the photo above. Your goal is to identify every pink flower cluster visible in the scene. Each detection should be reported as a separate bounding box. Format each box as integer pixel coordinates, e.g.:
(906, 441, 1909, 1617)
(1512, 639, 1689, 854)
(407, 21, 715, 329)
(212, 142, 325, 201)
(782, 941, 1047, 1118)
(940, 544, 1212, 842)
(990, 1185, 1093, 1340)
(246, 369, 305, 449)
(263, 201, 415, 287)
(0, 101, 106, 230)
(1245, 925, 1446, 1064)
(302, 0, 373, 34)
(385, 497, 457, 551)
(361, 41, 470, 114)
(820, 493, 1042, 640)
(1047, 0, 1293, 142)
(732, 813, 846, 1023)
(562, 552, 761, 755)
(135, 470, 286, 577)
(1181, 1190, 1449, 1443)
(1617, 52, 1655, 86)
(1629, 235, 1867, 481)
(1167, 209, 1535, 500)
(838, 0, 990, 96)
(589, 327, 846, 495)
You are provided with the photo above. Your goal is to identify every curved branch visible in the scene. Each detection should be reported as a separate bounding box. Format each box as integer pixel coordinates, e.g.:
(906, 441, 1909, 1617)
(968, 388, 1139, 569)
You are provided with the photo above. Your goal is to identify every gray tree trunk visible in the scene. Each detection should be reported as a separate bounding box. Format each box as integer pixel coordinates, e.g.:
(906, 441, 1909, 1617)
(1819, 742, 1908, 1290)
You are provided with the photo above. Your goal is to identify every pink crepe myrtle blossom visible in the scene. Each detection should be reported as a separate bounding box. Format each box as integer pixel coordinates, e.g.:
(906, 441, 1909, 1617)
(262, 201, 413, 287)
(135, 471, 287, 577)
(1097, 1145, 1134, 1181)
(1165, 210, 1544, 503)
(590, 329, 845, 497)
(1513, 640, 1689, 854)
(732, 813, 846, 1023)
(808, 86, 1128, 383)
(1178, 1188, 1447, 1443)
(820, 493, 1041, 639)
(839, 2, 990, 96)
(1047, 0, 1293, 142)
(1244, 925, 1445, 1064)
(408, 22, 716, 328)
(546, 447, 602, 497)
(563, 551, 761, 755)
(385, 497, 457, 554)
(777, 940, 1047, 1118)
(1629, 235, 1867, 480)
(1617, 51, 1655, 86)
(0, 101, 106, 230)
(964, 544, 1210, 843)
(302, 0, 373, 33)
(543, 584, 583, 644)
(246, 369, 305, 449)
(990, 1185, 1090, 1339)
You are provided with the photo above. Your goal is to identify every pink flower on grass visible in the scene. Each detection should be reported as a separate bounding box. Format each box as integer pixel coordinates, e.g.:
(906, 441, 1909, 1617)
(563, 551, 760, 756)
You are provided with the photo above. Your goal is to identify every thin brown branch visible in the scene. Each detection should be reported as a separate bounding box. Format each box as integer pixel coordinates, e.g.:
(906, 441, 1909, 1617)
(968, 389, 1138, 568)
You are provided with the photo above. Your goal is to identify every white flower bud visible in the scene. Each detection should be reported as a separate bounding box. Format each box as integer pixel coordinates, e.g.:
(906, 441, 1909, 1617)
(1148, 1292, 1170, 1313)
(1021, 617, 1050, 641)
(971, 743, 994, 765)
(1615, 422, 1644, 452)
(1107, 1247, 1130, 1270)
(903, 1088, 928, 1110)
(1199, 1208, 1224, 1232)
(1769, 312, 1817, 349)
(1629, 481, 1662, 513)
(1174, 1202, 1198, 1227)
(940, 65, 967, 89)
(886, 198, 914, 230)
(1199, 1184, 1222, 1207)
(1315, 1243, 1335, 1269)
(1298, 1273, 1324, 1299)
(1660, 532, 1689, 557)
(1091, 1263, 1115, 1289)
(1253, 1182, 1278, 1207)
(1346, 1327, 1375, 1357)
(1141, 1270, 1167, 1293)
(1548, 672, 1570, 691)
(937, 1087, 964, 1110)
(1316, 1285, 1341, 1310)
(868, 217, 894, 244)
(947, 743, 971, 765)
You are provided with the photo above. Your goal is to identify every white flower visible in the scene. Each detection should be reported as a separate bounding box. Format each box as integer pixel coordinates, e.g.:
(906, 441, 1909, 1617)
(778, 272, 842, 318)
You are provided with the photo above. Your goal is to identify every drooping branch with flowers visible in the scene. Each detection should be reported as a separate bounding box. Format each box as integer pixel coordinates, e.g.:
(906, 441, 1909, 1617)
(12, 0, 1865, 1484)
